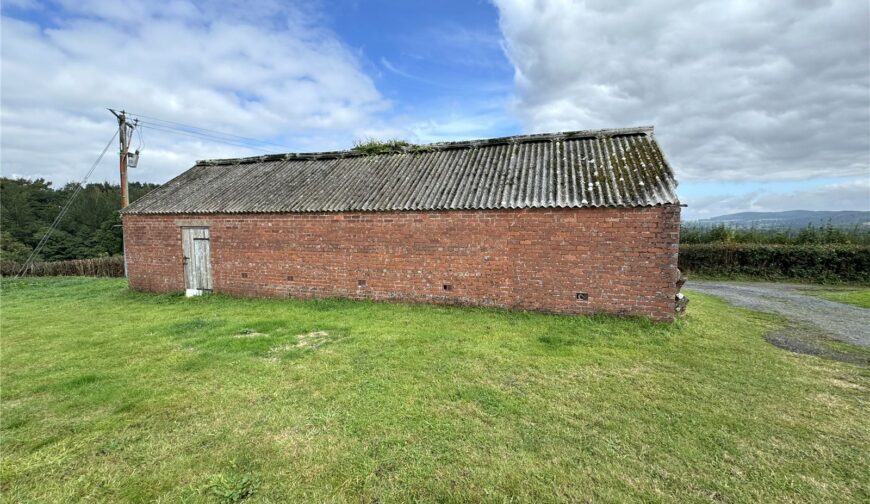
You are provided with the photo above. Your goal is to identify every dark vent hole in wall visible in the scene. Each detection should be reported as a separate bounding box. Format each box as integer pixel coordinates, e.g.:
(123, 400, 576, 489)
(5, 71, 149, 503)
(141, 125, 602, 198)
(443, 284, 453, 291)
(241, 272, 248, 279)
(576, 292, 588, 301)
(358, 279, 366, 287)
(287, 275, 293, 281)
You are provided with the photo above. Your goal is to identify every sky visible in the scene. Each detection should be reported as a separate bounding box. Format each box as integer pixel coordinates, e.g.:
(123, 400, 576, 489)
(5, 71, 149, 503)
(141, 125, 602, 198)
(1, 0, 868, 219)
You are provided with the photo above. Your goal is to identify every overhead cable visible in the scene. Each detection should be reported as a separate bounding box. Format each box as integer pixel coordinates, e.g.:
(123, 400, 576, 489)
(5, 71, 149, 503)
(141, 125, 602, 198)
(125, 111, 294, 151)
(15, 130, 119, 278)
(138, 123, 283, 154)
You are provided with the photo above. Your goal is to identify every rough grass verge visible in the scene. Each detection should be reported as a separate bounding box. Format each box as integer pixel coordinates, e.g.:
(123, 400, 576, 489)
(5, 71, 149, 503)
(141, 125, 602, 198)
(801, 288, 870, 309)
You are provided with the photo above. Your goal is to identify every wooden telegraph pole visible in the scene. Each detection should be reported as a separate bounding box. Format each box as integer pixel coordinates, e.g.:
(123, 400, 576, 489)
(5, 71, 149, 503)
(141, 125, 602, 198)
(109, 109, 138, 277)
(109, 109, 137, 208)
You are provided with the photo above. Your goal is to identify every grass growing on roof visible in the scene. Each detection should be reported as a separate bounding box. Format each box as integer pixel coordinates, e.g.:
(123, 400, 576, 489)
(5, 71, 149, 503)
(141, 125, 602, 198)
(1, 278, 868, 503)
(350, 138, 413, 155)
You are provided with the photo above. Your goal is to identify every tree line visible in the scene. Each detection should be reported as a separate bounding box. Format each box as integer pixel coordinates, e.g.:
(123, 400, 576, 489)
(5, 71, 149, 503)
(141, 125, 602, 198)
(1, 177, 159, 263)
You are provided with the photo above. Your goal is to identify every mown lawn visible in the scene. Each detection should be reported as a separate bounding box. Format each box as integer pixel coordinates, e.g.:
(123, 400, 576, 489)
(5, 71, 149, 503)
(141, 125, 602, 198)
(1, 278, 867, 503)
(805, 288, 870, 309)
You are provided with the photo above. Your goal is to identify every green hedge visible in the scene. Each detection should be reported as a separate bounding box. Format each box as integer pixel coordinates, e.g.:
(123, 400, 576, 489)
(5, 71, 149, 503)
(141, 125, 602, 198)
(679, 244, 870, 283)
(0, 256, 125, 278)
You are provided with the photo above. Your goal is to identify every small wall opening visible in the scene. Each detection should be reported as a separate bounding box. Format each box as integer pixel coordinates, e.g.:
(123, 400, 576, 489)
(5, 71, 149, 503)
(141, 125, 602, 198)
(358, 279, 366, 287)
(576, 292, 588, 301)
(443, 284, 453, 291)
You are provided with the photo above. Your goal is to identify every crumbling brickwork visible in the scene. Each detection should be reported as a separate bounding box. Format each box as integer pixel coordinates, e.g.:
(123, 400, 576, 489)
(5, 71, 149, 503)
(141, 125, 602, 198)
(123, 205, 681, 320)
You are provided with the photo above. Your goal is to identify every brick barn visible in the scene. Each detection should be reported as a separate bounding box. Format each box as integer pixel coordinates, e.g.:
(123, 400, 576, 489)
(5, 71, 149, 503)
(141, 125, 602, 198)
(121, 126, 683, 321)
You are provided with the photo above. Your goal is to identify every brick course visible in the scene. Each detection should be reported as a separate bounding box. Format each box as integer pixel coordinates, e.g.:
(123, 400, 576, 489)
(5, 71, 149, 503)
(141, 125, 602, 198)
(122, 205, 681, 321)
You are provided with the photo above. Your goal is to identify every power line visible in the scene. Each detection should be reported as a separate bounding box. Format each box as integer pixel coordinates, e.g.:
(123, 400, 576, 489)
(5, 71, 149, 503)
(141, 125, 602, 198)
(136, 119, 287, 151)
(124, 111, 295, 151)
(136, 121, 268, 148)
(138, 123, 284, 154)
(136, 122, 144, 151)
(15, 130, 119, 278)
(136, 116, 294, 150)
(15, 111, 289, 277)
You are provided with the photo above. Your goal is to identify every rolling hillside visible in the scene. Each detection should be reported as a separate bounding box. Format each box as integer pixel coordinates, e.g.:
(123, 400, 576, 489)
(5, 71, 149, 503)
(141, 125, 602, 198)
(693, 210, 869, 229)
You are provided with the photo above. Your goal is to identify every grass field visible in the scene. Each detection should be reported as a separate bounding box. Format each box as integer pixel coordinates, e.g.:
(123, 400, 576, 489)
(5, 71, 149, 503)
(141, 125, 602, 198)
(804, 288, 870, 309)
(1, 278, 868, 503)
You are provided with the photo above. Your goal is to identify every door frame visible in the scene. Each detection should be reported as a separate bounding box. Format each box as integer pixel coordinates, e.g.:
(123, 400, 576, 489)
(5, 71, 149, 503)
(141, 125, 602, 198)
(181, 226, 212, 296)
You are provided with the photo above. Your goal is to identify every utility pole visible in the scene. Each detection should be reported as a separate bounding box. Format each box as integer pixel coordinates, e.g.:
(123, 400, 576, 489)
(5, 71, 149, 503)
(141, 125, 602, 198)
(109, 109, 138, 279)
(109, 109, 137, 208)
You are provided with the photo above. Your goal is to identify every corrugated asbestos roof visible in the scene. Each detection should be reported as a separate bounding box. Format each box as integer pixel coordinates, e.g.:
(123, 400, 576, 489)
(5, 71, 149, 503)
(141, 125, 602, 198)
(122, 126, 679, 215)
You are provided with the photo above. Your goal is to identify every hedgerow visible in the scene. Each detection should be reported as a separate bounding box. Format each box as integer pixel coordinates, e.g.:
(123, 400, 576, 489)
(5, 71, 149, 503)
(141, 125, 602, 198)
(0, 256, 125, 278)
(680, 223, 870, 245)
(679, 243, 870, 283)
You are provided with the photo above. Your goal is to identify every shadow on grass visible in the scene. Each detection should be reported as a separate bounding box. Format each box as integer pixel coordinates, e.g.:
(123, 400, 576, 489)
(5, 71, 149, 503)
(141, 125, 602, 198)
(765, 324, 870, 367)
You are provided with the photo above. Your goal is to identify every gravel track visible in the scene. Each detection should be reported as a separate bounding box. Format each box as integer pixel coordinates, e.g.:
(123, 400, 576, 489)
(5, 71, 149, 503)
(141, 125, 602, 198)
(685, 281, 870, 348)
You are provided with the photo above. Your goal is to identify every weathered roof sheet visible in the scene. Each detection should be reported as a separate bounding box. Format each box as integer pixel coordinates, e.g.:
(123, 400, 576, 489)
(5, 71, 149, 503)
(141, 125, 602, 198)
(122, 126, 679, 215)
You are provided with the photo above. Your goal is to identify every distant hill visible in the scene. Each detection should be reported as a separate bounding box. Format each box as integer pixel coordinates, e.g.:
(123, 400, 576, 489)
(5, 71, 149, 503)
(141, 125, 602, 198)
(691, 210, 870, 229)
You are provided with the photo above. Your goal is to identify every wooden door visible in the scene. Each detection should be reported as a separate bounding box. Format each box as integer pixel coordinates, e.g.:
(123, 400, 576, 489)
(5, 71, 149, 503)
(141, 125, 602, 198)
(182, 227, 212, 292)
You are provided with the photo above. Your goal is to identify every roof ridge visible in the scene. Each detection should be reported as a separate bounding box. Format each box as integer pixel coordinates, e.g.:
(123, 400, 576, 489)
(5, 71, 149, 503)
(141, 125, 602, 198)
(122, 126, 679, 215)
(196, 126, 655, 167)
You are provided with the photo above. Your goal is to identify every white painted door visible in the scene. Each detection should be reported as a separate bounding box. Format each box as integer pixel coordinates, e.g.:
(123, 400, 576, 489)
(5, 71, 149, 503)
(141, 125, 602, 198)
(182, 227, 212, 294)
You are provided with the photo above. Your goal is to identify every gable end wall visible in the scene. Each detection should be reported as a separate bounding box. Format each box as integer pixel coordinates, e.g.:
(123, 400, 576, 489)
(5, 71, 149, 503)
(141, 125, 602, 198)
(122, 206, 680, 321)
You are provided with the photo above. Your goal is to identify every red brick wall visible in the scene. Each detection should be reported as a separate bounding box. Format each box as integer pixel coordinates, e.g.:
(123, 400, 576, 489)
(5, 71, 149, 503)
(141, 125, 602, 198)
(122, 206, 681, 320)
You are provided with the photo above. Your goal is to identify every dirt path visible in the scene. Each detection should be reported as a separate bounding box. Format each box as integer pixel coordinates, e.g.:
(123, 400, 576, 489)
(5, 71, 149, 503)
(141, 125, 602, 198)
(685, 281, 870, 348)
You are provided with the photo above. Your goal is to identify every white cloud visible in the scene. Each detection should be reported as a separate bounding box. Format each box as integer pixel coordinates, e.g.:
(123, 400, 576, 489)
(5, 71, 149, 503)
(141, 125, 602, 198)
(493, 0, 870, 182)
(1, 0, 389, 185)
(380, 57, 441, 86)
